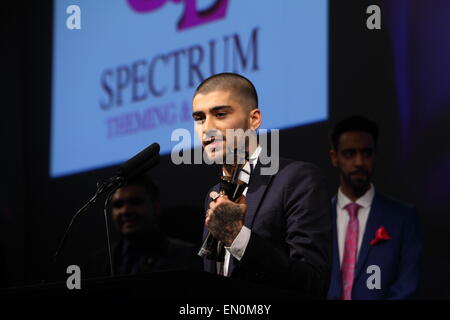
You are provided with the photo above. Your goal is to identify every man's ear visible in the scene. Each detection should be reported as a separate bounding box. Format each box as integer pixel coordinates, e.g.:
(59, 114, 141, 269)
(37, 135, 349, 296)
(330, 149, 338, 168)
(249, 108, 262, 130)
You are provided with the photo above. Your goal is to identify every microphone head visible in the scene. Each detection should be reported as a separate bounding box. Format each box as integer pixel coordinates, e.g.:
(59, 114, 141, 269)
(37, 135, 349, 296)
(127, 154, 160, 181)
(117, 143, 160, 179)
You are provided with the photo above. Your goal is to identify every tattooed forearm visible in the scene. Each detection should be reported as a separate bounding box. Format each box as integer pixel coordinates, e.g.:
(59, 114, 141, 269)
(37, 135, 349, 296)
(208, 202, 245, 246)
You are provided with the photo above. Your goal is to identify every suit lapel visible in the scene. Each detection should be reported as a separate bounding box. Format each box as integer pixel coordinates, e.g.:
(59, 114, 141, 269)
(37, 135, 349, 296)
(229, 161, 272, 277)
(354, 192, 384, 281)
(244, 161, 273, 228)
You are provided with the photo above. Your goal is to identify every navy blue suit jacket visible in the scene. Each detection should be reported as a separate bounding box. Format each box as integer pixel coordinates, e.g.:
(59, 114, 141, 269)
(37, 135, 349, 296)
(327, 192, 422, 300)
(203, 158, 332, 298)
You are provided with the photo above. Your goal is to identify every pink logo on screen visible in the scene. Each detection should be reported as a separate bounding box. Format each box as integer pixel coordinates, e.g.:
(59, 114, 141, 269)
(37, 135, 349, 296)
(127, 0, 229, 31)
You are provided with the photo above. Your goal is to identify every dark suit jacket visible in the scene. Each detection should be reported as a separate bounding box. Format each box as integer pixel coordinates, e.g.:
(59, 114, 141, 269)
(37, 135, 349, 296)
(327, 192, 422, 300)
(203, 157, 332, 298)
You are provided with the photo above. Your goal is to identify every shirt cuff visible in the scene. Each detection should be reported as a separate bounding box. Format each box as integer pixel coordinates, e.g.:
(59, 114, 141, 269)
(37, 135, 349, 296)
(225, 226, 251, 261)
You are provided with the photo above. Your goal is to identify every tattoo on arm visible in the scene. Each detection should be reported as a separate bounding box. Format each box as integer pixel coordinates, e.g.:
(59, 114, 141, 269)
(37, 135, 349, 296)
(209, 202, 245, 246)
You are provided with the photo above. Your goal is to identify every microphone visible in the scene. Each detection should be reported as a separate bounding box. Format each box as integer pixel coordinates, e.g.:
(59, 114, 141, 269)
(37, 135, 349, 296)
(117, 142, 160, 180)
(52, 142, 161, 276)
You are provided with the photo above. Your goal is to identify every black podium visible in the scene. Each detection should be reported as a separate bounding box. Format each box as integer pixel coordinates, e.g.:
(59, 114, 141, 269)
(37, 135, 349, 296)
(0, 271, 309, 300)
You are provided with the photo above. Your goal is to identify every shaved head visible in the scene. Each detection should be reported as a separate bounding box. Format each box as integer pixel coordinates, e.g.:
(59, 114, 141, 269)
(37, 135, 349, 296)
(194, 73, 258, 110)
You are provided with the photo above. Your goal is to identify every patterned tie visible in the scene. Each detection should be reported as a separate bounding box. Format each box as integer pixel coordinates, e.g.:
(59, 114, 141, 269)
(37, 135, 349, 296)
(341, 202, 361, 300)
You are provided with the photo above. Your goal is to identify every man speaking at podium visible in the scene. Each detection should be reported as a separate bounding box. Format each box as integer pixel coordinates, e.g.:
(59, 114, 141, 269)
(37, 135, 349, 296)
(191, 73, 332, 298)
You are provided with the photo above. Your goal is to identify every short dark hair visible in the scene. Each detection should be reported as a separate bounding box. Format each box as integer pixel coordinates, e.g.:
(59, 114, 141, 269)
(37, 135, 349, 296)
(330, 115, 379, 150)
(123, 174, 160, 202)
(194, 73, 258, 109)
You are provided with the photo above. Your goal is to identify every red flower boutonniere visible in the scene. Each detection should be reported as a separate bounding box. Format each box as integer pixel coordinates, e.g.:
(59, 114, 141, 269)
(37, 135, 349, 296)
(370, 226, 392, 246)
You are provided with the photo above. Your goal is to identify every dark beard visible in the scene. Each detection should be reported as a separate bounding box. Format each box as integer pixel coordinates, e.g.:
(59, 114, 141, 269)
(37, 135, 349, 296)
(343, 170, 371, 197)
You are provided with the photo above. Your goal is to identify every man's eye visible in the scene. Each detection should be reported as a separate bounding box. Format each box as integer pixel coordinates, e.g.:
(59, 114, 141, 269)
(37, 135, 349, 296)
(216, 113, 227, 118)
(111, 201, 123, 208)
(342, 150, 354, 157)
(362, 150, 373, 157)
(129, 198, 145, 205)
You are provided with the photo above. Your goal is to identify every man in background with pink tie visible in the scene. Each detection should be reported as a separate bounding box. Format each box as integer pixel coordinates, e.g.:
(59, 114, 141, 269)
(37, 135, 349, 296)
(327, 115, 422, 300)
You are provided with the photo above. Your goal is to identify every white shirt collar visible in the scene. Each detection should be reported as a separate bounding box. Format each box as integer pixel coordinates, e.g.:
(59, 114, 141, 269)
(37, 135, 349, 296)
(248, 145, 262, 166)
(337, 183, 375, 210)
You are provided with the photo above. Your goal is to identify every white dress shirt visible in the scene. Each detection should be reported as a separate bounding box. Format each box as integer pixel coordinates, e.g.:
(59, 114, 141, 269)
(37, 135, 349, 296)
(217, 145, 262, 277)
(336, 184, 375, 266)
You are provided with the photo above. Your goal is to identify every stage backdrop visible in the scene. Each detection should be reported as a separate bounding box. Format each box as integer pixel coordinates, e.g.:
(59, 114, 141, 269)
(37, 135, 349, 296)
(50, 0, 328, 177)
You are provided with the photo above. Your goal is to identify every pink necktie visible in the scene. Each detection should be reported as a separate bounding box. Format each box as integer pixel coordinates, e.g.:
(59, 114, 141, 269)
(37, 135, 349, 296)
(341, 202, 361, 300)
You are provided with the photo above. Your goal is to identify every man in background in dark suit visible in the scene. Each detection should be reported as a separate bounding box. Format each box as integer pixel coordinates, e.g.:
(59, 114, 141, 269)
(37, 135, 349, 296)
(327, 115, 422, 300)
(192, 73, 331, 298)
(88, 174, 201, 277)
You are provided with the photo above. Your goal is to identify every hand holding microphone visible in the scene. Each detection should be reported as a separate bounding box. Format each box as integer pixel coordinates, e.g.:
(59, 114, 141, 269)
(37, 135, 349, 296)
(205, 191, 247, 247)
(198, 168, 248, 259)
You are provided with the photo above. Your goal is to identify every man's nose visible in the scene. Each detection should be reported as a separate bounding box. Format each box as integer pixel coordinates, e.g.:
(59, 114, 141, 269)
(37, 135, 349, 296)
(202, 116, 215, 135)
(354, 153, 364, 167)
(118, 202, 133, 214)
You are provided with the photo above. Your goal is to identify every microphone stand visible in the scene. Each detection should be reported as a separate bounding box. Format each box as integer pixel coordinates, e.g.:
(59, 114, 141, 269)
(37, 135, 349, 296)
(102, 187, 116, 277)
(51, 143, 161, 281)
(52, 175, 125, 277)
